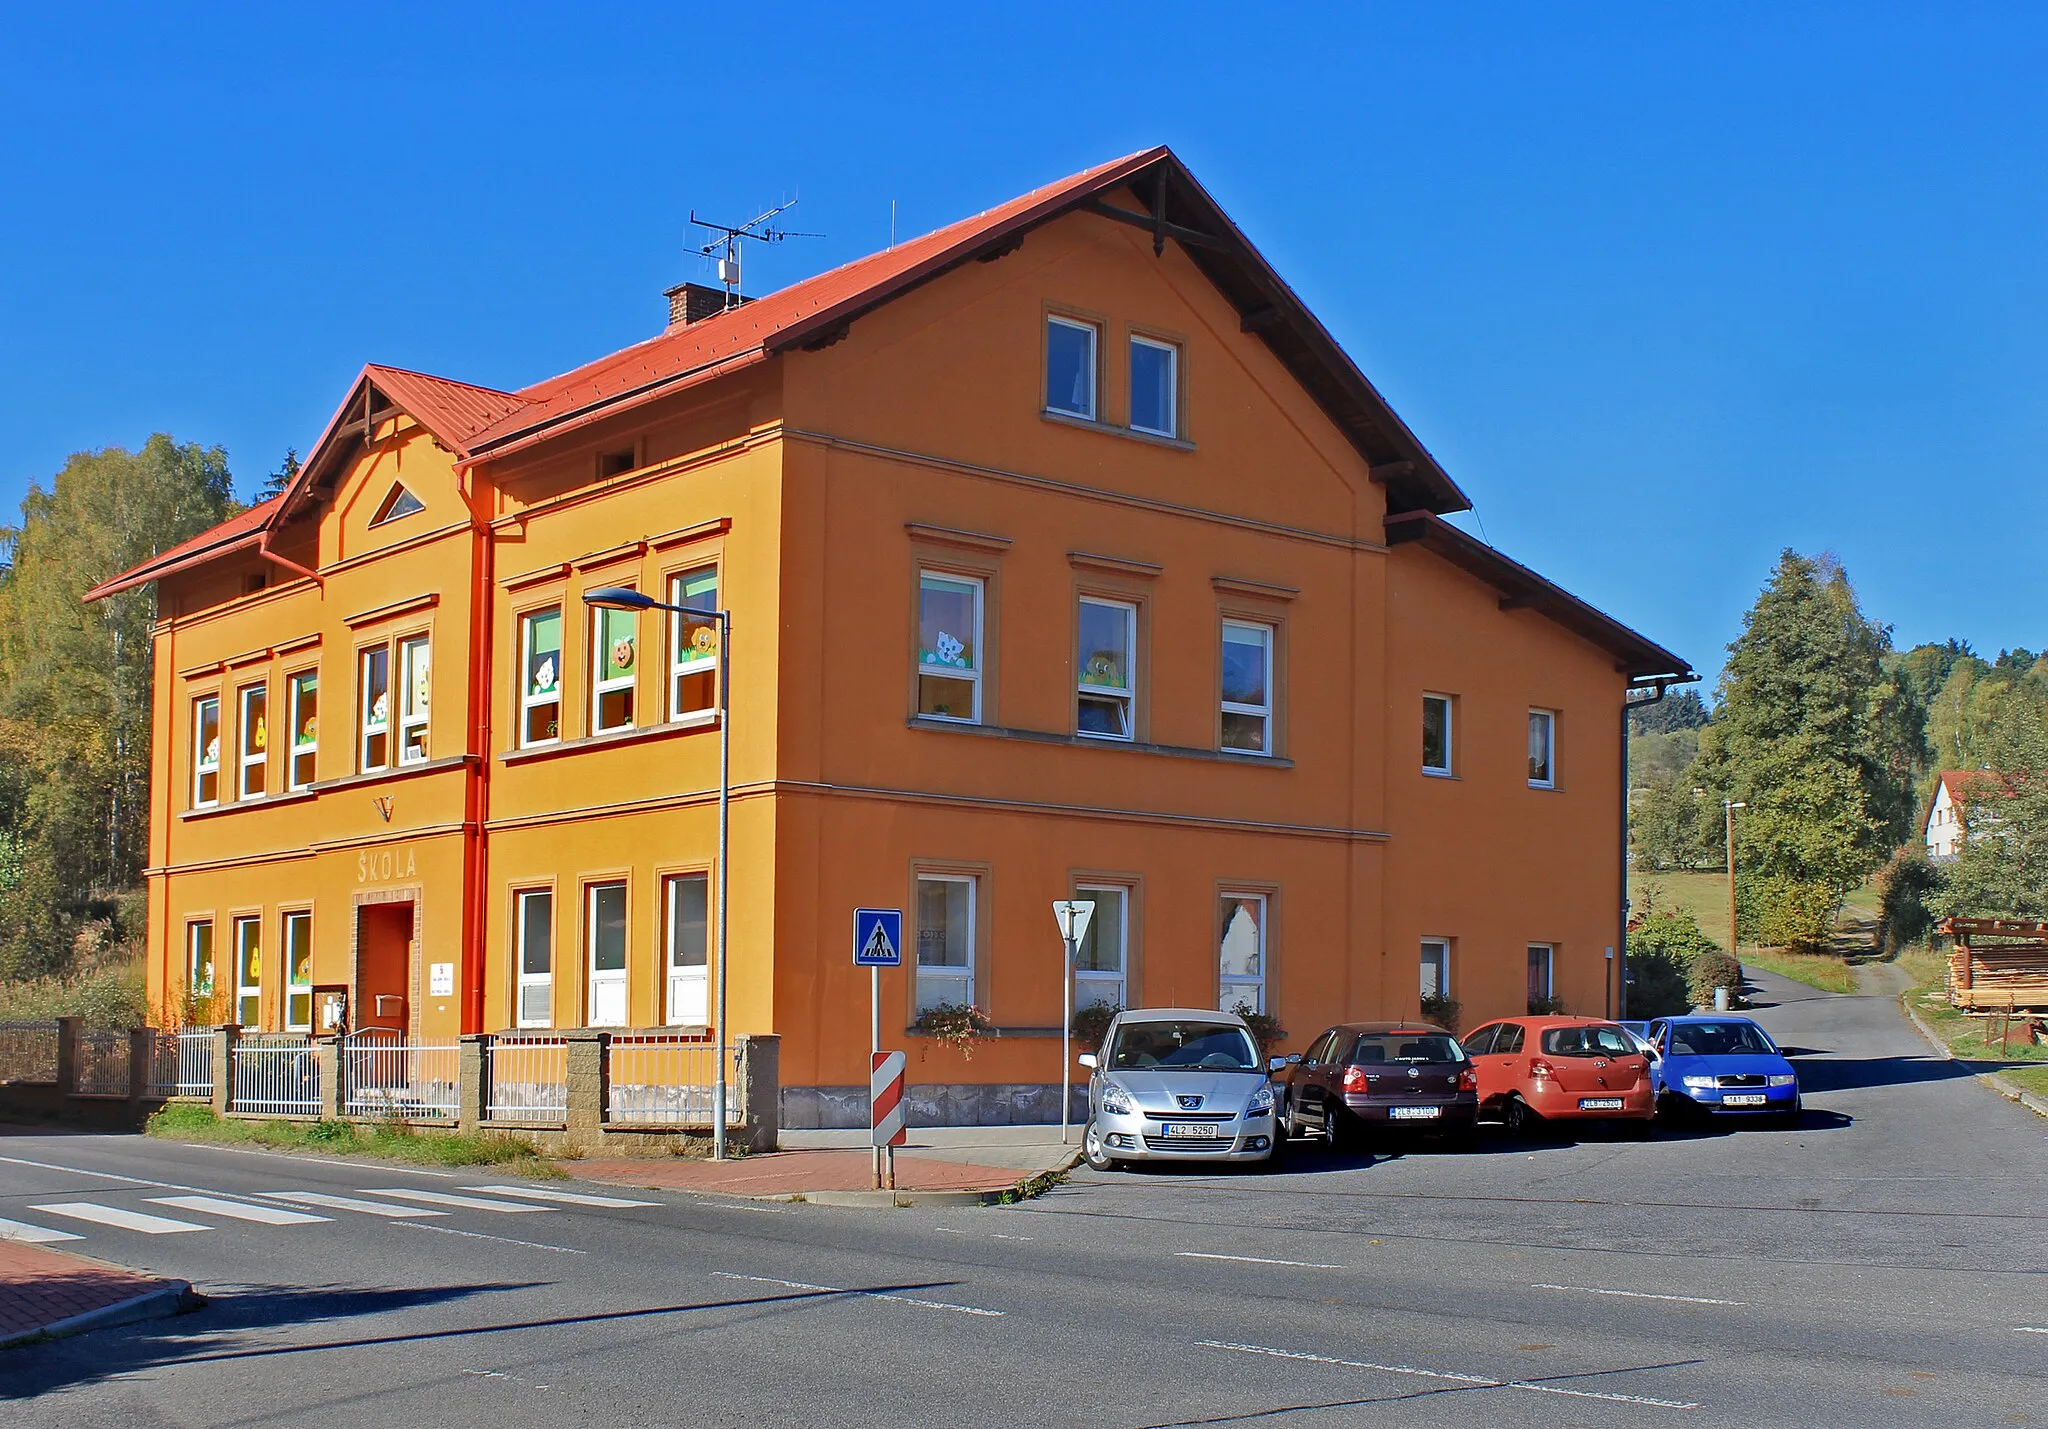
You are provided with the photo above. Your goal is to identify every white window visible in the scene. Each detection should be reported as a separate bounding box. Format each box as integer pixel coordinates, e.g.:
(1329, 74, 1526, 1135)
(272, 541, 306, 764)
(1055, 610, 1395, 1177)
(668, 567, 720, 720)
(664, 872, 709, 1026)
(915, 874, 975, 1014)
(187, 921, 215, 1002)
(1528, 709, 1556, 788)
(917, 572, 983, 723)
(1076, 597, 1136, 740)
(1074, 885, 1128, 1009)
(397, 635, 430, 764)
(1527, 943, 1555, 1008)
(1045, 315, 1098, 420)
(1219, 620, 1273, 755)
(1421, 938, 1451, 1002)
(234, 914, 262, 1028)
(1422, 694, 1453, 776)
(520, 607, 563, 746)
(1218, 892, 1267, 1015)
(359, 646, 390, 772)
(1129, 335, 1178, 437)
(193, 696, 221, 808)
(287, 670, 318, 789)
(592, 604, 638, 734)
(586, 881, 628, 1027)
(236, 683, 267, 799)
(514, 889, 554, 1028)
(283, 911, 313, 1031)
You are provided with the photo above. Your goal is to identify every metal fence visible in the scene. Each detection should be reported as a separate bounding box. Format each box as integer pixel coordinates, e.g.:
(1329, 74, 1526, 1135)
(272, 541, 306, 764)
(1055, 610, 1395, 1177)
(73, 1030, 132, 1097)
(230, 1033, 320, 1116)
(607, 1033, 740, 1125)
(483, 1034, 567, 1123)
(341, 1030, 459, 1122)
(151, 1029, 215, 1099)
(0, 1019, 60, 1084)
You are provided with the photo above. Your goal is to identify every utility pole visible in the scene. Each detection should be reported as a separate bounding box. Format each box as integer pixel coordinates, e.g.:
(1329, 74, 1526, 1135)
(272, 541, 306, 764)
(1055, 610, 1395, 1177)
(1725, 800, 1747, 953)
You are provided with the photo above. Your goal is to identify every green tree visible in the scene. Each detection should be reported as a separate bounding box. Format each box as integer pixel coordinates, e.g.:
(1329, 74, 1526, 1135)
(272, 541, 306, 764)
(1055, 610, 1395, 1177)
(0, 436, 236, 975)
(1934, 698, 2048, 920)
(1628, 688, 1709, 736)
(258, 448, 300, 500)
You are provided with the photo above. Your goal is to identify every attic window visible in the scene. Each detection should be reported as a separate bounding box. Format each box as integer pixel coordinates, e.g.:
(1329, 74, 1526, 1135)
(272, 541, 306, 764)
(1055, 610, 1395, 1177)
(369, 483, 425, 527)
(598, 449, 636, 478)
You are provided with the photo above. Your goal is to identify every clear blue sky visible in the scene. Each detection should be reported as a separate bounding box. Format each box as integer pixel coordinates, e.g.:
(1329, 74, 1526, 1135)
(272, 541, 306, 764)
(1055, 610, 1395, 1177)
(3, 4, 2043, 688)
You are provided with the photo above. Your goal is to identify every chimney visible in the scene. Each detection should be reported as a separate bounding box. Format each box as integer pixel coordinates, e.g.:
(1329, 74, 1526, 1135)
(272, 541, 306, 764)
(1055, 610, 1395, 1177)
(665, 282, 743, 330)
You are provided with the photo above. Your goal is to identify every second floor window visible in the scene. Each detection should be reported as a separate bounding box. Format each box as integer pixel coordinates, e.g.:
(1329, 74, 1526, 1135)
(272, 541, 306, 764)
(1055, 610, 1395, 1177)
(1045, 315, 1098, 420)
(398, 636, 430, 764)
(193, 695, 221, 807)
(237, 683, 267, 798)
(917, 572, 982, 723)
(1422, 694, 1453, 775)
(1077, 597, 1136, 740)
(521, 607, 562, 746)
(1528, 709, 1556, 788)
(593, 604, 637, 734)
(1219, 621, 1273, 755)
(1129, 336, 1179, 437)
(669, 567, 720, 719)
(359, 646, 390, 771)
(288, 670, 318, 789)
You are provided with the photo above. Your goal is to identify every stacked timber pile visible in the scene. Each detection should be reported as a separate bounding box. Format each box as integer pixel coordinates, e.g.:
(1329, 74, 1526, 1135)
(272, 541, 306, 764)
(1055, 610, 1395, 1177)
(1941, 917, 2048, 1010)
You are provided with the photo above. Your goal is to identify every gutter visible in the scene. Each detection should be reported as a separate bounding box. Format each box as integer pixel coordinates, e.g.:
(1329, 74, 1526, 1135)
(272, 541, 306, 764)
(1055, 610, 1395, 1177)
(257, 526, 323, 588)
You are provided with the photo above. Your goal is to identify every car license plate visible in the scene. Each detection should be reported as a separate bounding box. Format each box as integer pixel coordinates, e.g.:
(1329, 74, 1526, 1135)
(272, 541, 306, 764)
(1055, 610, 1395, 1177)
(1578, 1097, 1624, 1110)
(1723, 1093, 1767, 1106)
(1161, 1123, 1220, 1139)
(1389, 1105, 1442, 1120)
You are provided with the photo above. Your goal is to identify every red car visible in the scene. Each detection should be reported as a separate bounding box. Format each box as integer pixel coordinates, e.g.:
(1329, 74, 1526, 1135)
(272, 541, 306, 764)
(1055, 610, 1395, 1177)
(1462, 1016, 1654, 1136)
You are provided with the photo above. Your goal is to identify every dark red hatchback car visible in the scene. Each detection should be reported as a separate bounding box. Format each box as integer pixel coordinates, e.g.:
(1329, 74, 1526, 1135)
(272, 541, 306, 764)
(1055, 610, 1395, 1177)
(1272, 1022, 1478, 1150)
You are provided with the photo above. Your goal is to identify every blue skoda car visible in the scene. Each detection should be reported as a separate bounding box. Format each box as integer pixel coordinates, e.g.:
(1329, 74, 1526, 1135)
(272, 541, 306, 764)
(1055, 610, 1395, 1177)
(1645, 1015, 1801, 1126)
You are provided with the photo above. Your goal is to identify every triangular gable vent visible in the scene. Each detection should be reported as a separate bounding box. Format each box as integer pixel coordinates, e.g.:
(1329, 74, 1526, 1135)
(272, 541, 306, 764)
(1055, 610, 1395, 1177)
(369, 483, 425, 526)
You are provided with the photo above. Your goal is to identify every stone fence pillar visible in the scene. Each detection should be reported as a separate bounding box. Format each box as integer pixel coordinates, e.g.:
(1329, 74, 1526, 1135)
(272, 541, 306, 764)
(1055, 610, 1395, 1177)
(54, 1016, 81, 1096)
(563, 1030, 609, 1152)
(127, 1028, 153, 1103)
(737, 1034, 781, 1152)
(211, 1025, 239, 1116)
(458, 1034, 487, 1131)
(316, 1038, 343, 1120)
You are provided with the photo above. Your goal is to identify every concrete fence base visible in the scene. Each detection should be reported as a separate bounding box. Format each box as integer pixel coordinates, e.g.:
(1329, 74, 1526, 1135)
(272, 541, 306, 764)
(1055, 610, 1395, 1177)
(783, 1081, 1088, 1130)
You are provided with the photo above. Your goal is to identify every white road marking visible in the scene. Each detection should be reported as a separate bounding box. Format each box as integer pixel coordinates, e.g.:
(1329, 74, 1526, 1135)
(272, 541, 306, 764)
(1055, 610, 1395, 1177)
(467, 1185, 659, 1208)
(1533, 1282, 1744, 1307)
(270, 1191, 445, 1218)
(712, 1270, 1004, 1318)
(2017, 1327, 2048, 1334)
(1199, 1340, 1700, 1411)
(0, 1216, 83, 1243)
(397, 1222, 584, 1254)
(988, 1232, 1034, 1241)
(1177, 1251, 1343, 1269)
(365, 1188, 554, 1214)
(147, 1195, 330, 1225)
(33, 1203, 209, 1235)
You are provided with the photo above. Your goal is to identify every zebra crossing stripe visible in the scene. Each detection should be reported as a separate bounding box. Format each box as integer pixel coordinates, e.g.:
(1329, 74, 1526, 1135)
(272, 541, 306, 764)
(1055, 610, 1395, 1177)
(269, 1191, 445, 1218)
(148, 1195, 331, 1225)
(0, 1215, 83, 1243)
(364, 1188, 554, 1213)
(465, 1185, 659, 1208)
(33, 1203, 208, 1234)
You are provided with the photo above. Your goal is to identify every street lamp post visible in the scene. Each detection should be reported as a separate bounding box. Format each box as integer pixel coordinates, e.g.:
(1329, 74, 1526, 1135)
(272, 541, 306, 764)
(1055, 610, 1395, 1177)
(1725, 800, 1747, 956)
(584, 585, 732, 1161)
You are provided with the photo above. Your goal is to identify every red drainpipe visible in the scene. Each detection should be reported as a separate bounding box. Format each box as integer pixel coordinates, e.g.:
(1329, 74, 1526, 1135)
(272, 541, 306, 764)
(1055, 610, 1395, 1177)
(457, 470, 495, 1034)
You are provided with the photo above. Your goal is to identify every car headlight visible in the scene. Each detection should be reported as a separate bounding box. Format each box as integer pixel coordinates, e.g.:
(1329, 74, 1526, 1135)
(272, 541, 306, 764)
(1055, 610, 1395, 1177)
(1681, 1075, 1716, 1090)
(1246, 1085, 1276, 1117)
(1767, 1074, 1797, 1087)
(1098, 1083, 1134, 1117)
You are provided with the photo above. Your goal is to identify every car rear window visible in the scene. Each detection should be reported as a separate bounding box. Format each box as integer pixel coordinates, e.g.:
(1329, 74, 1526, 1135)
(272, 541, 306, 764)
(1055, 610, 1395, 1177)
(1350, 1034, 1464, 1064)
(1541, 1025, 1636, 1058)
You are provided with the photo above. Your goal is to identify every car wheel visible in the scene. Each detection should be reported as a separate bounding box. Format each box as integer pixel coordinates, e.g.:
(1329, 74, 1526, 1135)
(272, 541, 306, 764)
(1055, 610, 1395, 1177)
(1502, 1095, 1539, 1140)
(1324, 1102, 1365, 1154)
(1082, 1119, 1121, 1172)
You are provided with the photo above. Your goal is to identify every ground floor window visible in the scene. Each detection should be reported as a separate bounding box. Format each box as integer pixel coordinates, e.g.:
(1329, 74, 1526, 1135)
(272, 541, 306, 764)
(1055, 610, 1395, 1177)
(515, 889, 553, 1027)
(1421, 938, 1450, 1001)
(283, 911, 313, 1031)
(915, 874, 975, 1014)
(186, 921, 215, 1011)
(1074, 884, 1127, 1008)
(586, 881, 628, 1026)
(1527, 943, 1555, 1009)
(664, 872, 709, 1026)
(233, 915, 262, 1028)
(1218, 892, 1267, 1014)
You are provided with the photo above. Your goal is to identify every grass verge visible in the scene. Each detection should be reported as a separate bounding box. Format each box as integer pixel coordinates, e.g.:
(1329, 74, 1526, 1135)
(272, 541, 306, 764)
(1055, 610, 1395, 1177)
(1740, 948, 1858, 994)
(1895, 951, 2048, 1070)
(146, 1103, 565, 1176)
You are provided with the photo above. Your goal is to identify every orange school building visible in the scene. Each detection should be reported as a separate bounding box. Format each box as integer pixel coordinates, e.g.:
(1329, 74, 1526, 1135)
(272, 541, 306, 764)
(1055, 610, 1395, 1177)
(91, 147, 1690, 1125)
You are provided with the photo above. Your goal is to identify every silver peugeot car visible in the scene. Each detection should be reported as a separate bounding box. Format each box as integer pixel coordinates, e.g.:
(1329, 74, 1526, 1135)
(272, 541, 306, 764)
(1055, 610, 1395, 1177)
(1078, 1007, 1282, 1170)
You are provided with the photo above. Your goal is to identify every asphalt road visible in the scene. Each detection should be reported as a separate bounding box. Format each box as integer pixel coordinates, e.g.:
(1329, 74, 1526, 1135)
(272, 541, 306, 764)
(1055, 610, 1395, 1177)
(4, 966, 2046, 1427)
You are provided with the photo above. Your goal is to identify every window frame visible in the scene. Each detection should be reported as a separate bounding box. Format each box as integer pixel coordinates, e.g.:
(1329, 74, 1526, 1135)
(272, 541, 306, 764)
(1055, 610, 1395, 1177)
(666, 565, 721, 723)
(519, 605, 565, 748)
(282, 909, 313, 1031)
(661, 870, 711, 1027)
(916, 569, 984, 725)
(1044, 314, 1100, 421)
(368, 483, 425, 527)
(1527, 943, 1555, 1005)
(396, 634, 431, 765)
(235, 681, 268, 800)
(193, 694, 222, 808)
(286, 669, 319, 790)
(1219, 618, 1275, 757)
(233, 913, 262, 1029)
(913, 872, 978, 1016)
(1075, 595, 1139, 742)
(513, 887, 555, 1029)
(1072, 882, 1130, 1010)
(591, 602, 639, 736)
(186, 920, 216, 1004)
(1127, 333, 1180, 438)
(358, 644, 391, 773)
(584, 879, 629, 1027)
(1217, 890, 1270, 1016)
(1528, 708, 1557, 789)
(1420, 937, 1451, 1002)
(1422, 693, 1454, 777)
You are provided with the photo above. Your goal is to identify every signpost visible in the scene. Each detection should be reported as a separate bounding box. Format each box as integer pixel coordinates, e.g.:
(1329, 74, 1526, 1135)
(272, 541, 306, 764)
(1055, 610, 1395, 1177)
(871, 1050, 907, 1189)
(1050, 899, 1095, 1145)
(854, 908, 903, 1189)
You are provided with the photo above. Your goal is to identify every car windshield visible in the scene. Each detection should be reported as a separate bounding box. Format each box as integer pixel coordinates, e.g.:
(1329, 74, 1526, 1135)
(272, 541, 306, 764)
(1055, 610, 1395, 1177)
(1108, 1021, 1260, 1071)
(1351, 1034, 1464, 1064)
(1541, 1025, 1637, 1058)
(1667, 1021, 1775, 1056)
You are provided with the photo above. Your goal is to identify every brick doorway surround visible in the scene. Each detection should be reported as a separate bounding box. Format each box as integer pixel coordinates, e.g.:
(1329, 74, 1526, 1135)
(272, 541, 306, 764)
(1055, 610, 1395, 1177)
(351, 886, 424, 1038)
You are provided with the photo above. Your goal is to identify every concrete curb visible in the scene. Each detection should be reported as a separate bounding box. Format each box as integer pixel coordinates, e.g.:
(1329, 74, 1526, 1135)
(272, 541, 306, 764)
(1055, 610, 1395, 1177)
(0, 1280, 198, 1351)
(1898, 992, 2048, 1120)
(608, 1149, 1083, 1210)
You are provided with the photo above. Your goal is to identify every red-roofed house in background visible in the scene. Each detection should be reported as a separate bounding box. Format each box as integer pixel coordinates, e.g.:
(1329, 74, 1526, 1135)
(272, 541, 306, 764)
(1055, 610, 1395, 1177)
(87, 147, 1690, 1128)
(1926, 769, 2000, 861)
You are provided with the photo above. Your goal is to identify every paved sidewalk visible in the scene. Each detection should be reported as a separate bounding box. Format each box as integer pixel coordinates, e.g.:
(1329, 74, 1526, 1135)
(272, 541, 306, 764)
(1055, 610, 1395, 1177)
(573, 1124, 1083, 1205)
(0, 1239, 192, 1348)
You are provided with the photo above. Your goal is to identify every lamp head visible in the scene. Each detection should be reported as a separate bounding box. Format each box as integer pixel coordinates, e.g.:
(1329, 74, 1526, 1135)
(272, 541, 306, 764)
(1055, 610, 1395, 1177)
(583, 585, 656, 612)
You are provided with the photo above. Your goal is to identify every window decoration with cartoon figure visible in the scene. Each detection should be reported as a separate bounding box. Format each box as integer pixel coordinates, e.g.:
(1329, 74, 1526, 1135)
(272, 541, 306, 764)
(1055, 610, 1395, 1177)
(917, 572, 982, 723)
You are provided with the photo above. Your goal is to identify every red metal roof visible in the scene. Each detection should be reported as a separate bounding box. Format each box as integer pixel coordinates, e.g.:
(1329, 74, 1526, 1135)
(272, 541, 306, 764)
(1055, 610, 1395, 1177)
(81, 496, 282, 601)
(362, 365, 529, 451)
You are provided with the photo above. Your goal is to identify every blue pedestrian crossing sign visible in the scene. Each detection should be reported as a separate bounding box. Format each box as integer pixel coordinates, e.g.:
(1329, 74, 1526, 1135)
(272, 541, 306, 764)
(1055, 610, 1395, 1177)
(854, 908, 903, 968)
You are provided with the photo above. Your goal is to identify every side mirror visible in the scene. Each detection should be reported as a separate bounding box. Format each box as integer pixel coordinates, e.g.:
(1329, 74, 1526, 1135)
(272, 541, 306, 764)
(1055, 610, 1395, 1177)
(1077, 1052, 1097, 1069)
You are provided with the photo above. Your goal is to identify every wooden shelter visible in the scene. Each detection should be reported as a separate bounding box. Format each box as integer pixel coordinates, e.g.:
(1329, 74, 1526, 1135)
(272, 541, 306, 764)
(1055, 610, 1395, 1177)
(1940, 917, 2048, 1010)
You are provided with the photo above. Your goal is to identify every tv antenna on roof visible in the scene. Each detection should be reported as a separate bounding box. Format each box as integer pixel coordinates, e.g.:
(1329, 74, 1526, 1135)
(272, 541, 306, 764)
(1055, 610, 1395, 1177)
(690, 199, 822, 309)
